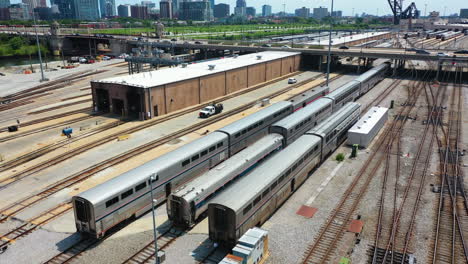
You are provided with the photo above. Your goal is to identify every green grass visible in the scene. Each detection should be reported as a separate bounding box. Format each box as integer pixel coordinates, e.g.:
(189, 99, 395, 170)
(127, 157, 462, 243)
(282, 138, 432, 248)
(336, 153, 345, 162)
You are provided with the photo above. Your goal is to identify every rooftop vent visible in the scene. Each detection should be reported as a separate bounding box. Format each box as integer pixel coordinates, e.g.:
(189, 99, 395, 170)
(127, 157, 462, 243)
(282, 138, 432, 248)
(208, 64, 216, 70)
(181, 63, 188, 68)
(257, 55, 262, 60)
(233, 54, 239, 58)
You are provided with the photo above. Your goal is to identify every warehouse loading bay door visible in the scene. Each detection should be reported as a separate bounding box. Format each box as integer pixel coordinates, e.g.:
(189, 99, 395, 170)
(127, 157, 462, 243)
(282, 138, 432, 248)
(96, 89, 110, 112)
(126, 91, 142, 118)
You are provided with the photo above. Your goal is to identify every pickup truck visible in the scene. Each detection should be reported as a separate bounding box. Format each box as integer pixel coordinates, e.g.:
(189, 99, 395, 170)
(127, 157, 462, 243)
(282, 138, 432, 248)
(199, 104, 223, 118)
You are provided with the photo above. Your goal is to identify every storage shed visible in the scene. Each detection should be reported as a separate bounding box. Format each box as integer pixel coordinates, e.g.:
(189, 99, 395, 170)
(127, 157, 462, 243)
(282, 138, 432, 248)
(91, 51, 301, 120)
(347, 106, 388, 148)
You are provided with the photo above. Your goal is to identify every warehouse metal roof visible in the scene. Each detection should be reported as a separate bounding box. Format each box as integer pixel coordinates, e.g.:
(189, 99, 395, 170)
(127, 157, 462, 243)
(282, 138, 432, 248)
(348, 106, 388, 135)
(93, 51, 300, 88)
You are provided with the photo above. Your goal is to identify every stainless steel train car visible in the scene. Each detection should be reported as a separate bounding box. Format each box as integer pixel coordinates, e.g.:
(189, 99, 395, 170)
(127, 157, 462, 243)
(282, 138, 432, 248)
(167, 134, 283, 226)
(208, 134, 322, 248)
(216, 101, 293, 155)
(355, 63, 388, 94)
(324, 80, 360, 111)
(306, 102, 360, 160)
(72, 102, 293, 238)
(269, 98, 333, 146)
(207, 102, 361, 247)
(440, 31, 463, 41)
(72, 132, 229, 238)
(289, 85, 329, 111)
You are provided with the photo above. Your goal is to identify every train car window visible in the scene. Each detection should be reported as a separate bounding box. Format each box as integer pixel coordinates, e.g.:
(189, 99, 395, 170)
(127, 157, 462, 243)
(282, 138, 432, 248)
(295, 125, 300, 130)
(292, 164, 298, 171)
(259, 121, 264, 126)
(182, 159, 190, 167)
(254, 123, 258, 128)
(286, 168, 291, 177)
(217, 142, 223, 148)
(191, 154, 200, 162)
(247, 126, 253, 132)
(253, 195, 261, 206)
(201, 150, 208, 157)
(209, 146, 216, 152)
(241, 129, 247, 135)
(262, 188, 270, 198)
(271, 181, 277, 190)
(135, 182, 147, 192)
(278, 175, 285, 183)
(243, 204, 252, 215)
(121, 189, 133, 200)
(235, 133, 241, 138)
(105, 196, 119, 208)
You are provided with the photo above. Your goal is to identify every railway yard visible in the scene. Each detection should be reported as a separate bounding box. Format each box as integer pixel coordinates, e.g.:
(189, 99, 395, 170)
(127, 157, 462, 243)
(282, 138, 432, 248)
(0, 32, 467, 264)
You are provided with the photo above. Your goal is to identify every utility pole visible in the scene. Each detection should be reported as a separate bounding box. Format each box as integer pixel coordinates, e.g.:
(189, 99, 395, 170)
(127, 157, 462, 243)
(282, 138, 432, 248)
(149, 174, 160, 264)
(31, 7, 48, 82)
(326, 0, 334, 87)
(424, 4, 427, 17)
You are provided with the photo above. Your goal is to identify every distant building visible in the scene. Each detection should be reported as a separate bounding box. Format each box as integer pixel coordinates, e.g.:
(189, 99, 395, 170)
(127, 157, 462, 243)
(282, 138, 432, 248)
(179, 0, 212, 21)
(39, 0, 46, 7)
(130, 4, 148, 19)
(141, 0, 155, 8)
(51, 0, 75, 19)
(159, 0, 172, 19)
(460, 8, 468, 18)
(74, 0, 99, 20)
(0, 0, 10, 8)
(429, 11, 439, 18)
(172, 0, 182, 17)
(9, 3, 30, 20)
(214, 3, 229, 18)
(262, 4, 271, 17)
(22, 0, 39, 10)
(100, 0, 116, 17)
(246, 6, 255, 17)
(34, 7, 53, 19)
(0, 8, 10, 20)
(313, 6, 328, 19)
(331, 10, 342, 17)
(117, 4, 130, 17)
(209, 0, 214, 10)
(236, 0, 246, 8)
(234, 0, 246, 16)
(295, 7, 310, 18)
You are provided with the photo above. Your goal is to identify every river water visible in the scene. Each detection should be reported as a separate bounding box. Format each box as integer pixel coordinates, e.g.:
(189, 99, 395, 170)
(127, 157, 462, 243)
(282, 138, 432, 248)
(0, 56, 65, 68)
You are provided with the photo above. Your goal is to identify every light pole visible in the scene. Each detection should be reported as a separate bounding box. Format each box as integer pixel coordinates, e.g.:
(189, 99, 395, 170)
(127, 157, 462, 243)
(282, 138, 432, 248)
(31, 7, 48, 82)
(325, 0, 334, 87)
(149, 174, 159, 264)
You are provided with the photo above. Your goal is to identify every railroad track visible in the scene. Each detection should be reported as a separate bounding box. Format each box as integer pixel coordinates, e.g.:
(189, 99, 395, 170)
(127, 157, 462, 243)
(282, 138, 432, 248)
(0, 72, 337, 257)
(0, 71, 327, 189)
(430, 66, 468, 264)
(43, 237, 96, 264)
(301, 77, 427, 264)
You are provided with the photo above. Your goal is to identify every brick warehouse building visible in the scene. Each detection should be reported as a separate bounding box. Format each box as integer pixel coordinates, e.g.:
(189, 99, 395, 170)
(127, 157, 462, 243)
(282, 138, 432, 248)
(91, 51, 301, 120)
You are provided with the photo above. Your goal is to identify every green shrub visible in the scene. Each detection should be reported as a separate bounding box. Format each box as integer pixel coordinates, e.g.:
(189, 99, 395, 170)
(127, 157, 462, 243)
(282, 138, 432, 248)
(336, 153, 345, 162)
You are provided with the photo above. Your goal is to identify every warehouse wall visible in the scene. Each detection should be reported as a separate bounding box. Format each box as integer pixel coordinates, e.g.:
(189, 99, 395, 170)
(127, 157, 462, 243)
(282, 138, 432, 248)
(265, 60, 282, 80)
(165, 78, 200, 113)
(200, 72, 226, 103)
(226, 67, 248, 93)
(247, 63, 267, 87)
(294, 55, 301, 71)
(281, 57, 294, 75)
(149, 86, 167, 116)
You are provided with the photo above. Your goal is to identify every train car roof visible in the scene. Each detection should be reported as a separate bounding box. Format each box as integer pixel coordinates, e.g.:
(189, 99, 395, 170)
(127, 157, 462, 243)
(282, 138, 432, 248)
(216, 101, 292, 135)
(75, 132, 228, 204)
(271, 98, 332, 130)
(288, 85, 329, 103)
(209, 134, 321, 212)
(172, 133, 284, 202)
(324, 80, 360, 100)
(306, 102, 361, 137)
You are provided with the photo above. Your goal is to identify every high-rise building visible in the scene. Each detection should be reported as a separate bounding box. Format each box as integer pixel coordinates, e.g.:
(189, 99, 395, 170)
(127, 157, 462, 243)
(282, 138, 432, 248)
(35, 7, 53, 19)
(331, 10, 342, 17)
(209, 0, 214, 10)
(246, 6, 255, 17)
(313, 6, 328, 19)
(172, 0, 182, 17)
(214, 3, 229, 18)
(141, 0, 155, 8)
(0, 7, 10, 19)
(117, 4, 130, 17)
(74, 0, 99, 20)
(9, 3, 30, 20)
(51, 0, 75, 19)
(295, 7, 310, 18)
(179, 0, 212, 21)
(236, 0, 246, 8)
(22, 0, 39, 10)
(262, 4, 271, 17)
(0, 0, 10, 8)
(130, 4, 148, 19)
(100, 0, 115, 17)
(460, 9, 468, 18)
(159, 0, 172, 19)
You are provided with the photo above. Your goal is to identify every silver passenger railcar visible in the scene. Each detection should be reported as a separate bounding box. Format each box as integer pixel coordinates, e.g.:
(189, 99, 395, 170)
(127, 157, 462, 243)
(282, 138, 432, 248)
(355, 63, 388, 95)
(289, 85, 329, 111)
(167, 134, 283, 226)
(208, 134, 322, 248)
(306, 102, 361, 160)
(72, 132, 229, 238)
(270, 98, 333, 146)
(324, 80, 360, 111)
(216, 101, 293, 155)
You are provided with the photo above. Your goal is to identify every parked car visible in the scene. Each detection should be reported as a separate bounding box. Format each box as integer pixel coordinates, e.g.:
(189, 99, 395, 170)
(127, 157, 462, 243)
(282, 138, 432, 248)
(288, 78, 297, 84)
(406, 48, 419, 51)
(199, 103, 223, 118)
(415, 49, 430, 54)
(118, 53, 129, 59)
(262, 44, 272, 47)
(281, 45, 292, 49)
(195, 41, 202, 44)
(437, 52, 448, 57)
(79, 57, 87, 63)
(102, 56, 111, 61)
(454, 50, 468, 54)
(171, 38, 177, 41)
(339, 46, 349, 49)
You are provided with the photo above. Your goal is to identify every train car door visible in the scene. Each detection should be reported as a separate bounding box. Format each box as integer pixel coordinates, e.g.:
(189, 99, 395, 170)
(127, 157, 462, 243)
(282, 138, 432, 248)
(291, 178, 295, 192)
(165, 182, 172, 197)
